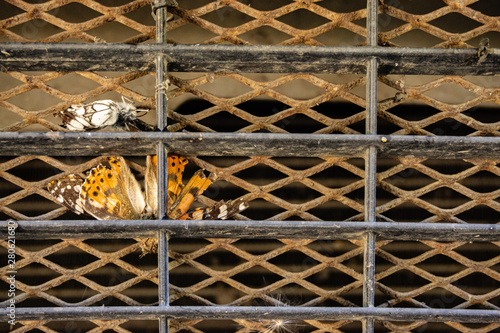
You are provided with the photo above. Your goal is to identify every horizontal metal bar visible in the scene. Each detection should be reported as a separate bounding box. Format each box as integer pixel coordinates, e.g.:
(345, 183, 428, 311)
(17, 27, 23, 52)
(2, 220, 499, 242)
(0, 43, 498, 75)
(1, 305, 499, 323)
(1, 132, 500, 159)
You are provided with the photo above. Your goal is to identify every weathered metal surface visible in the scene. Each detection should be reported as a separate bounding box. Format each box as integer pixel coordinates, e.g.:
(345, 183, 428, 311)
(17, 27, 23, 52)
(2, 219, 499, 242)
(1, 305, 500, 323)
(1, 0, 500, 332)
(1, 132, 500, 159)
(1, 43, 499, 75)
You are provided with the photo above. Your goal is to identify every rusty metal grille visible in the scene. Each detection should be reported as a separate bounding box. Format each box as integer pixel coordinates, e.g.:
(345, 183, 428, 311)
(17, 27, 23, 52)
(0, 0, 155, 43)
(1, 0, 500, 333)
(0, 71, 157, 132)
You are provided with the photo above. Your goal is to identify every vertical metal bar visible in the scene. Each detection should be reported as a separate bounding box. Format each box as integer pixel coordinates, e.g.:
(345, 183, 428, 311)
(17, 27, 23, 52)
(157, 146, 167, 219)
(364, 147, 377, 221)
(363, 62, 378, 333)
(155, 2, 168, 132)
(363, 146, 377, 333)
(363, 231, 376, 331)
(157, 148, 169, 333)
(364, 0, 378, 331)
(366, 57, 378, 136)
(367, 0, 378, 48)
(154, 1, 170, 332)
(158, 230, 169, 333)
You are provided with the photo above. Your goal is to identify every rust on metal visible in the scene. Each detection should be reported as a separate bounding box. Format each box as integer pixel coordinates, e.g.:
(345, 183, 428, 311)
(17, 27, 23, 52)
(1, 0, 500, 332)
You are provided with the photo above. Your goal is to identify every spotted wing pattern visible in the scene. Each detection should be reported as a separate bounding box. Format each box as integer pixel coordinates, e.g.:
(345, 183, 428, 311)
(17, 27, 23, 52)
(47, 174, 85, 215)
(166, 155, 188, 208)
(168, 169, 217, 219)
(80, 156, 146, 220)
(164, 156, 248, 220)
(48, 155, 248, 221)
(180, 198, 249, 220)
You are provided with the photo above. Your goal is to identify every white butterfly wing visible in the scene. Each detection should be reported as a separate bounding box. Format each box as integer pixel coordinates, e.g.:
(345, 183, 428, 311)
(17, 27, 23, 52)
(61, 100, 119, 131)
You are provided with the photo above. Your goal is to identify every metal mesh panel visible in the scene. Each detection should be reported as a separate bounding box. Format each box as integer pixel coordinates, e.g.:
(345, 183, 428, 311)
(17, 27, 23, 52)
(0, 0, 155, 43)
(167, 72, 367, 134)
(1, 0, 500, 332)
(0, 71, 156, 132)
(377, 158, 500, 223)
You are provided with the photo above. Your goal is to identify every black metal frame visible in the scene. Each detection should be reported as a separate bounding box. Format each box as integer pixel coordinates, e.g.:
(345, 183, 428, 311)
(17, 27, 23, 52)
(7, 305, 500, 323)
(1, 0, 500, 332)
(3, 132, 500, 159)
(1, 43, 498, 75)
(2, 220, 500, 242)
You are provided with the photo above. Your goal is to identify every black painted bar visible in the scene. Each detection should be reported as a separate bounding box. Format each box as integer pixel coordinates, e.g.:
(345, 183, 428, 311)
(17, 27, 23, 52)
(1, 305, 499, 323)
(2, 220, 499, 242)
(0, 43, 498, 75)
(1, 132, 500, 159)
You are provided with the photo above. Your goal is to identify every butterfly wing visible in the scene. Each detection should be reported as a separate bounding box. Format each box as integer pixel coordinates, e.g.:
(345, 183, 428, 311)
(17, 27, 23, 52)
(139, 197, 249, 256)
(168, 169, 216, 219)
(144, 155, 158, 218)
(108, 156, 146, 216)
(204, 198, 249, 220)
(146, 154, 215, 219)
(180, 198, 249, 220)
(166, 155, 188, 207)
(47, 174, 86, 215)
(59, 100, 119, 131)
(80, 156, 145, 220)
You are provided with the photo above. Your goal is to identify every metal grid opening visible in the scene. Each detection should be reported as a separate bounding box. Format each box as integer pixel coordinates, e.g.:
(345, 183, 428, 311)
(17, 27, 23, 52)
(1, 0, 500, 332)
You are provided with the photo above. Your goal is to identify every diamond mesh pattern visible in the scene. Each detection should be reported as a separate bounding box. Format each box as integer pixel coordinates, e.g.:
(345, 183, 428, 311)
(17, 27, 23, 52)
(378, 75, 500, 136)
(0, 155, 364, 221)
(167, 73, 367, 134)
(1, 0, 500, 332)
(377, 158, 500, 223)
(2, 0, 499, 47)
(376, 240, 500, 332)
(0, 238, 159, 332)
(2, 71, 500, 136)
(379, 0, 500, 48)
(0, 0, 155, 43)
(167, 0, 367, 46)
(0, 71, 156, 132)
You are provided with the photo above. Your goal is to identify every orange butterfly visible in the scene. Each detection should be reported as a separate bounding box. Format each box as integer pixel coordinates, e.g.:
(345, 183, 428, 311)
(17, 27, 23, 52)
(48, 155, 248, 221)
(48, 155, 248, 254)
